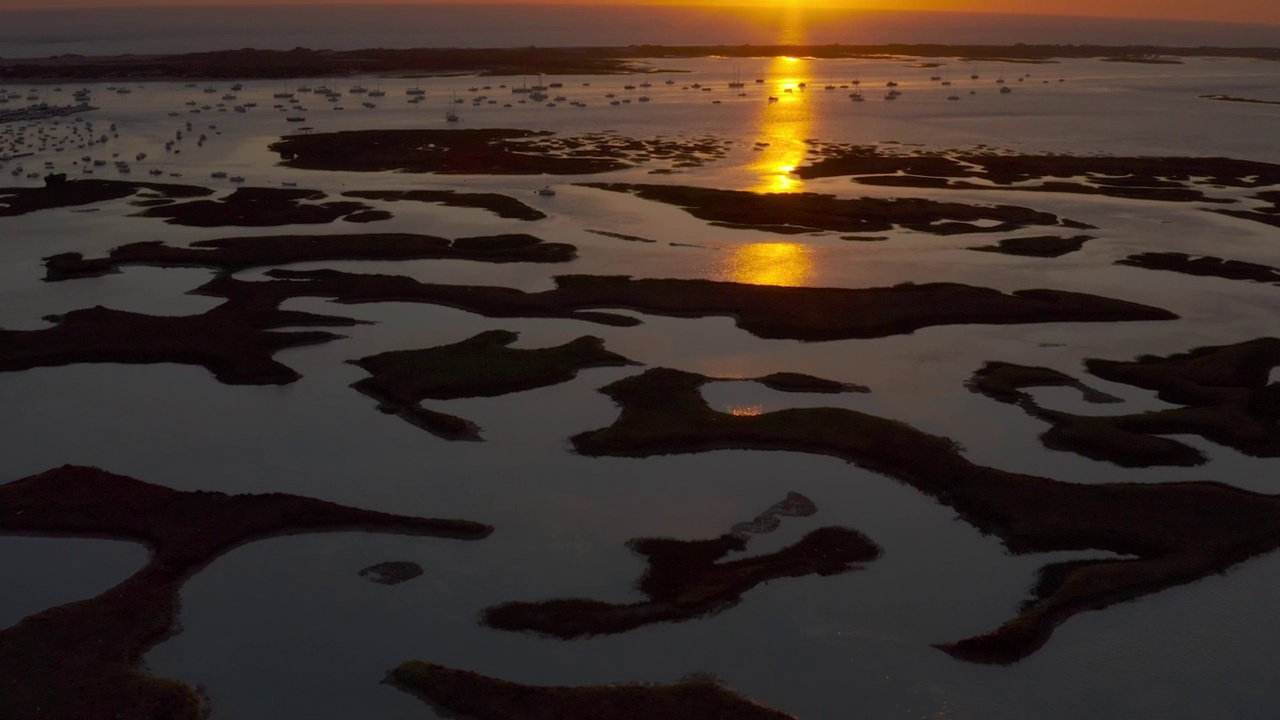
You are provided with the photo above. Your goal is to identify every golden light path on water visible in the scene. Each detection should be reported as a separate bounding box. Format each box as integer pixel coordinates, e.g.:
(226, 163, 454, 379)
(715, 241, 814, 286)
(749, 54, 812, 194)
(715, 47, 816, 287)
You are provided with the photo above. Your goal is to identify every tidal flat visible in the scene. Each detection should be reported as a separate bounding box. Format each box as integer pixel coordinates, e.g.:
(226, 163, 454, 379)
(1, 50, 1279, 720)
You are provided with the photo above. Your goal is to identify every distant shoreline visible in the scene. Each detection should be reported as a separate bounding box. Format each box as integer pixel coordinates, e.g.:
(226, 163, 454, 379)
(2, 44, 1277, 81)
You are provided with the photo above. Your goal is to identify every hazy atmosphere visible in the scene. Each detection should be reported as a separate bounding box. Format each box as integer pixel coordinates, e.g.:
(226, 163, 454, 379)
(3, 3, 1280, 720)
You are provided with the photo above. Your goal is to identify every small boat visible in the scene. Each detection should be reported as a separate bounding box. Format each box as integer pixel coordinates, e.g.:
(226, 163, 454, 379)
(729, 64, 745, 89)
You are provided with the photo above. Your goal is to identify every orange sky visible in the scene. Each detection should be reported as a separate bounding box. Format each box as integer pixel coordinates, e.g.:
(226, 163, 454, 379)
(0, 0, 1276, 26)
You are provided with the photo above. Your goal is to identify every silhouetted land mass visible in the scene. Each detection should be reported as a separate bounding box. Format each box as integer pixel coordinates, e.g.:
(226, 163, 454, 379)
(970, 235, 1095, 258)
(1117, 252, 1280, 285)
(359, 561, 425, 586)
(968, 361, 1122, 405)
(5, 45, 1279, 80)
(0, 293, 361, 384)
(569, 365, 1280, 664)
(1101, 56, 1183, 64)
(387, 662, 797, 720)
(797, 147, 1280, 204)
(196, 271, 1178, 342)
(43, 233, 575, 281)
(130, 186, 380, 227)
(0, 180, 212, 217)
(581, 183, 1089, 235)
(341, 189, 546, 220)
(271, 130, 727, 175)
(756, 372, 870, 394)
(1213, 191, 1280, 229)
(1201, 94, 1280, 107)
(970, 339, 1280, 467)
(348, 330, 637, 441)
(0, 465, 491, 720)
(484, 492, 879, 638)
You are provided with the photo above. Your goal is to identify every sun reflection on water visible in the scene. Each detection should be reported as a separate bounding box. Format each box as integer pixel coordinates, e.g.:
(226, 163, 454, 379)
(749, 54, 812, 194)
(715, 242, 813, 287)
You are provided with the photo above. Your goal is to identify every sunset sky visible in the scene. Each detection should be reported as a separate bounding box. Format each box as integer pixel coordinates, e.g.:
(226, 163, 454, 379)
(0, 0, 1276, 26)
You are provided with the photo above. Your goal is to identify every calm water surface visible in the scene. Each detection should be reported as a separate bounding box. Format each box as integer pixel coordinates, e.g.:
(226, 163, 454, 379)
(1, 52, 1279, 719)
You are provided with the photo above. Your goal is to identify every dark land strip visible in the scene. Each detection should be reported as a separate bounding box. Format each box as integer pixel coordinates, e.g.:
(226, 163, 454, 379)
(0, 180, 212, 217)
(195, 271, 1178, 342)
(484, 493, 879, 638)
(271, 129, 727, 175)
(387, 662, 797, 720)
(969, 339, 1280, 467)
(568, 364, 1280, 664)
(43, 232, 576, 281)
(0, 465, 491, 720)
(581, 183, 1093, 235)
(5, 44, 1279, 81)
(342, 189, 546, 220)
(348, 330, 637, 440)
